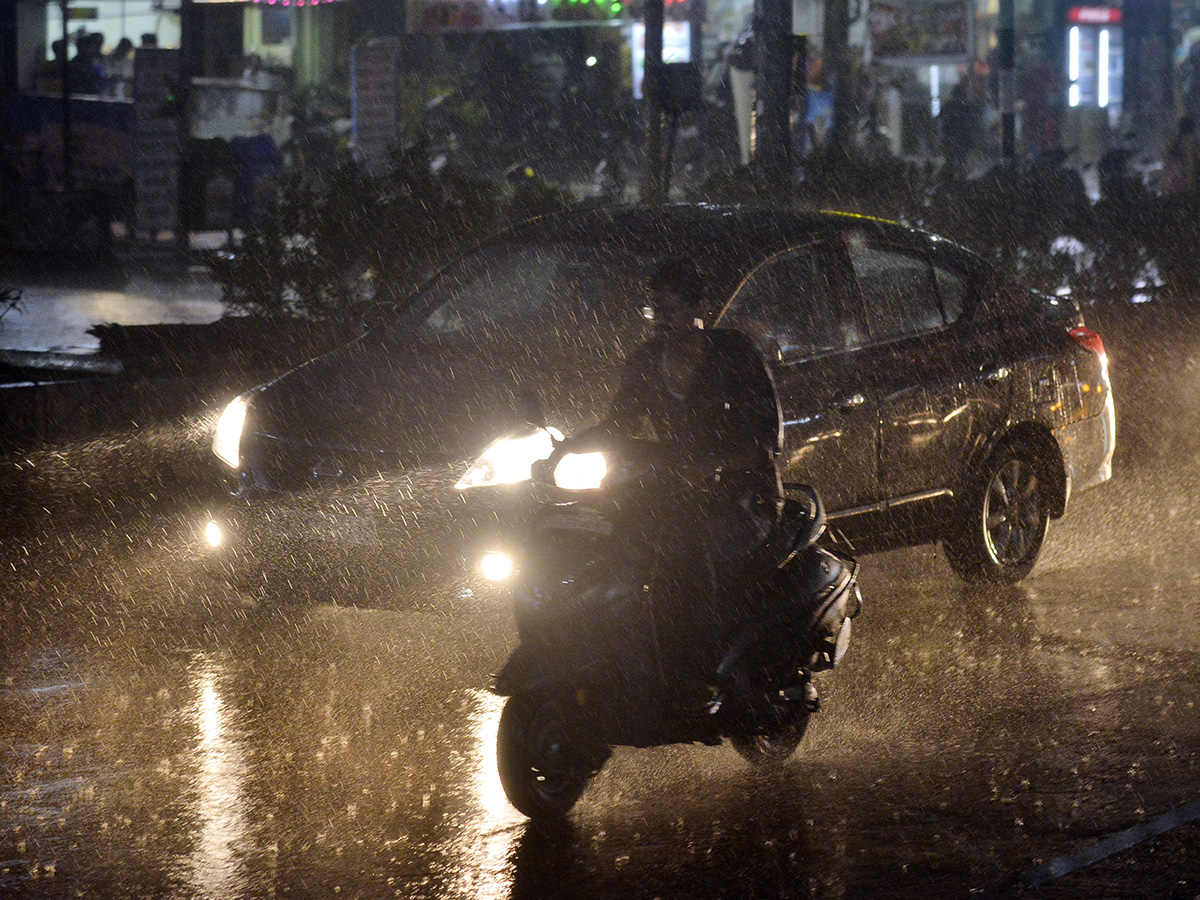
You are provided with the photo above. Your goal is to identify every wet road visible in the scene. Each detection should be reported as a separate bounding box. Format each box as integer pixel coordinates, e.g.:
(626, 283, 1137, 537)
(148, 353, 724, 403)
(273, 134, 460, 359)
(3, 301, 1200, 899)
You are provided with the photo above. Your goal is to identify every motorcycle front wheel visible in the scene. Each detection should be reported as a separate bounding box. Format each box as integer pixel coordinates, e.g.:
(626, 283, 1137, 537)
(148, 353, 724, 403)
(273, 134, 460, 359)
(729, 713, 810, 770)
(496, 694, 605, 820)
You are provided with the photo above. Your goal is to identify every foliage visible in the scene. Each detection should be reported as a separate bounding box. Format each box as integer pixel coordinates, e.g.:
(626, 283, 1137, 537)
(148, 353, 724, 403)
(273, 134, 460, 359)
(207, 140, 573, 323)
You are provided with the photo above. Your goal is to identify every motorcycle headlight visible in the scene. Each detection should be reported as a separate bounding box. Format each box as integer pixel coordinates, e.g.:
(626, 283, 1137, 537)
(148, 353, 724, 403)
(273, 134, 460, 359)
(553, 451, 608, 491)
(455, 427, 563, 490)
(213, 395, 249, 469)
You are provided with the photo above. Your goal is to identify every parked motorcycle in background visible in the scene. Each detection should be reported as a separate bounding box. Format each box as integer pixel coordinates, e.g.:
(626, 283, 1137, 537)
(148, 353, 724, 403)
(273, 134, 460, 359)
(457, 427, 862, 820)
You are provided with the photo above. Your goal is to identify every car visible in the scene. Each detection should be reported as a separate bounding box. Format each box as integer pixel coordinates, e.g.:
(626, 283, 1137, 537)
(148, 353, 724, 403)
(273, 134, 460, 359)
(203, 203, 1115, 589)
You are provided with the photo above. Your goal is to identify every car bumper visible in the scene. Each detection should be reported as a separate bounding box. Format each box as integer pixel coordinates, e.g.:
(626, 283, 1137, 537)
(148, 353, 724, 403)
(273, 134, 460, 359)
(196, 464, 542, 588)
(1059, 391, 1116, 508)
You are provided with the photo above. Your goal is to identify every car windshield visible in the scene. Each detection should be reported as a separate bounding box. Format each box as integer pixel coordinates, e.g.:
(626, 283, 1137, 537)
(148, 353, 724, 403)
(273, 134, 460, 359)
(391, 238, 664, 350)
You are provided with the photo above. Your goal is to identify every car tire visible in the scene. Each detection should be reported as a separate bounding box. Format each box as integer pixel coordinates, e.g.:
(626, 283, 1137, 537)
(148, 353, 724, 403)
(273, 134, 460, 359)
(943, 441, 1049, 585)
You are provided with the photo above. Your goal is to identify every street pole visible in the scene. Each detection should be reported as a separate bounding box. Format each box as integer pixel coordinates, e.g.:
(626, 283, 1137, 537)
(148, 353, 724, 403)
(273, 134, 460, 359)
(642, 0, 666, 204)
(824, 0, 852, 153)
(175, 0, 196, 253)
(757, 0, 793, 190)
(998, 0, 1015, 160)
(59, 0, 72, 188)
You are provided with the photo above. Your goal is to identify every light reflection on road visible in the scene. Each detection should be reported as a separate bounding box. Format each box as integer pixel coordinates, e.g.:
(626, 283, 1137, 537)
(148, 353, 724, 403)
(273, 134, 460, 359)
(448, 689, 523, 900)
(181, 655, 250, 900)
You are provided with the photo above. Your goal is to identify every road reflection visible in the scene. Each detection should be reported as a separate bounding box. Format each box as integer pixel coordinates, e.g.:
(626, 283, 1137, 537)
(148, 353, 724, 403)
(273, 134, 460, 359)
(180, 655, 251, 900)
(447, 689, 523, 900)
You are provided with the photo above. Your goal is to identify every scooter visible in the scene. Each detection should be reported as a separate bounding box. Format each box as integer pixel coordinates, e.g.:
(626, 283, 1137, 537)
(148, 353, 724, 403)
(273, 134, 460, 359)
(470, 429, 862, 820)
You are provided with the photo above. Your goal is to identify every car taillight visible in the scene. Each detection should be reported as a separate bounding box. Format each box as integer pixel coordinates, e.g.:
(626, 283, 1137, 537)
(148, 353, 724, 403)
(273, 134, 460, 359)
(1068, 325, 1105, 359)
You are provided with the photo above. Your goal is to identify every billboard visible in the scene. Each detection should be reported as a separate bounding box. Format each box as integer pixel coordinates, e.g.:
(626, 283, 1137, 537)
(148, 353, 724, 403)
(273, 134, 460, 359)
(869, 0, 972, 66)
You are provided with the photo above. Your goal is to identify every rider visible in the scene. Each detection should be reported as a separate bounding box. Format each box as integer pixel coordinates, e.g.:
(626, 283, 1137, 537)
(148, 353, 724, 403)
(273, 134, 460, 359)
(576, 257, 785, 703)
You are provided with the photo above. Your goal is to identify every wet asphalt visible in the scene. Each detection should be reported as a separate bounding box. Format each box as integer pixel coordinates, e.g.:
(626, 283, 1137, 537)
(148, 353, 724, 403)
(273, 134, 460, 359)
(2, 300, 1200, 899)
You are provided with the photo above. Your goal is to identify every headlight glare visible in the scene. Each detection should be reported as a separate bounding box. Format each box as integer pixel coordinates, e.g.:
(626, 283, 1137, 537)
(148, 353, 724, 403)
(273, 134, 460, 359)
(479, 550, 515, 581)
(455, 427, 563, 490)
(213, 396, 249, 469)
(553, 451, 608, 491)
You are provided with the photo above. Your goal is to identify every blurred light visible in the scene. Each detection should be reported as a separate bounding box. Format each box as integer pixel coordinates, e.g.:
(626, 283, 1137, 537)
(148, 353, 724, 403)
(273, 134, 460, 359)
(455, 427, 561, 490)
(213, 396, 248, 469)
(480, 551, 515, 582)
(586, 56, 598, 67)
(1069, 27, 1080, 107)
(553, 451, 608, 491)
(204, 521, 223, 548)
(1098, 30, 1109, 108)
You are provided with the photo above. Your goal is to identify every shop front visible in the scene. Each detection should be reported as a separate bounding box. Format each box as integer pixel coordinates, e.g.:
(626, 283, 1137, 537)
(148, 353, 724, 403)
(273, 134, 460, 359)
(2, 0, 347, 239)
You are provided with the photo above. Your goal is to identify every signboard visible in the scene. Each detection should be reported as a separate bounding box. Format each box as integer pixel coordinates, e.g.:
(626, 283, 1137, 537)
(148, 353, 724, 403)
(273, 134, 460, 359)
(1068, 7, 1122, 25)
(132, 48, 180, 236)
(407, 0, 627, 32)
(351, 39, 399, 175)
(631, 21, 691, 100)
(869, 0, 972, 66)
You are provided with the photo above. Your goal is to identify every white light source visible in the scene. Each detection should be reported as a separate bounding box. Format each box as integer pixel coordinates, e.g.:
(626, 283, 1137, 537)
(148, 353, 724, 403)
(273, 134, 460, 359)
(1099, 29, 1110, 108)
(204, 521, 223, 548)
(455, 427, 562, 490)
(553, 451, 608, 491)
(480, 551, 515, 581)
(213, 396, 248, 469)
(1069, 27, 1081, 108)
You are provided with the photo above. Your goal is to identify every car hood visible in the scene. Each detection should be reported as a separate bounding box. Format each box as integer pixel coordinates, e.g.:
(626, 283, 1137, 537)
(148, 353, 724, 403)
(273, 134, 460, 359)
(246, 333, 623, 463)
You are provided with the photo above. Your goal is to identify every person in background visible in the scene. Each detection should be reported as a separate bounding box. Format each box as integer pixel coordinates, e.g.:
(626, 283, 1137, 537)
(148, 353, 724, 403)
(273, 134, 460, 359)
(68, 32, 105, 95)
(937, 84, 977, 182)
(1162, 116, 1200, 198)
(105, 37, 135, 99)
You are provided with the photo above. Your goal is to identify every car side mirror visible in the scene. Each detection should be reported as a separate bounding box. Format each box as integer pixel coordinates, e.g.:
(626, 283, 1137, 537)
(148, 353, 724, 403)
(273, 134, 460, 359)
(517, 389, 546, 430)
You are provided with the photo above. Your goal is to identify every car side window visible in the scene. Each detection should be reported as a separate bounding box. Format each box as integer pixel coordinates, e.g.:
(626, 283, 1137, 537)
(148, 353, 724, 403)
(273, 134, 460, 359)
(847, 239, 943, 342)
(933, 264, 967, 324)
(722, 244, 856, 363)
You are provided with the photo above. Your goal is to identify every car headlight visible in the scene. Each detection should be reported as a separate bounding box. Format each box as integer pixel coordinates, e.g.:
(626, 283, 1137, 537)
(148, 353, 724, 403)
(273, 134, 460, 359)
(213, 395, 249, 469)
(455, 427, 563, 490)
(553, 451, 608, 491)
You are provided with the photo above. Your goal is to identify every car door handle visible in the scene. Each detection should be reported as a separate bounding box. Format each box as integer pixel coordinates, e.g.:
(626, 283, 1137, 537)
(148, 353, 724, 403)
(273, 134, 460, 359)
(830, 392, 867, 411)
(980, 364, 1011, 383)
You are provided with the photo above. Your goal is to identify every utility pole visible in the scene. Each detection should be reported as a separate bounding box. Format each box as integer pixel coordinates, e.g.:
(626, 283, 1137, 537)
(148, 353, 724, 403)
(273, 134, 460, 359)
(59, 0, 72, 188)
(642, 0, 666, 204)
(998, 0, 1015, 159)
(176, 0, 198, 252)
(824, 0, 852, 152)
(756, 0, 793, 190)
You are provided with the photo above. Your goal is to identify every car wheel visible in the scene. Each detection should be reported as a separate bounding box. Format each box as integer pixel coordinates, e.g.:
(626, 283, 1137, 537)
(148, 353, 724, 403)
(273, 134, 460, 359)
(944, 442, 1049, 585)
(496, 694, 605, 820)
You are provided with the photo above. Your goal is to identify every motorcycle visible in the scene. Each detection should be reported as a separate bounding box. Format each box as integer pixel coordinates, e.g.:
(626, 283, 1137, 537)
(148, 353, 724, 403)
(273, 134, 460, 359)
(465, 427, 862, 820)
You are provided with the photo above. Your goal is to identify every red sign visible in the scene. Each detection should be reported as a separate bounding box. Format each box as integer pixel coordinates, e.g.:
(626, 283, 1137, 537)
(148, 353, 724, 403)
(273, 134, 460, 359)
(1068, 7, 1122, 25)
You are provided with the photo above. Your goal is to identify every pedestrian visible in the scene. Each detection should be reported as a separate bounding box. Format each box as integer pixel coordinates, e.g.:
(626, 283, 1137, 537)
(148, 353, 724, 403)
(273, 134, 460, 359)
(937, 84, 977, 181)
(68, 32, 105, 95)
(105, 37, 135, 99)
(1161, 116, 1200, 197)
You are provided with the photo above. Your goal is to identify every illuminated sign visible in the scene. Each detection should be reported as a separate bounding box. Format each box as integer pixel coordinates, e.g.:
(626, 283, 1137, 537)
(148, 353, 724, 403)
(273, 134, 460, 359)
(869, 1, 972, 66)
(1068, 7, 1122, 25)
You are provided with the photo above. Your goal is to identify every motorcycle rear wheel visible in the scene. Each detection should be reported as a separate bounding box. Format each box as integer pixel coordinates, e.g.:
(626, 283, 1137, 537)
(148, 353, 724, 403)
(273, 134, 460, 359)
(496, 694, 603, 820)
(729, 713, 810, 770)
